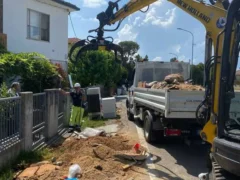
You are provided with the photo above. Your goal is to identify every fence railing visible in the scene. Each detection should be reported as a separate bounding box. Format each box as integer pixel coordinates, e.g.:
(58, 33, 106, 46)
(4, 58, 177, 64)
(32, 93, 46, 149)
(0, 97, 21, 153)
(0, 90, 71, 169)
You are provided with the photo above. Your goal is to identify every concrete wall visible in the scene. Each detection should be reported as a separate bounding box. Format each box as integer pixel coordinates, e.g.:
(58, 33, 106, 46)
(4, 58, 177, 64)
(0, 0, 2, 33)
(3, 0, 68, 62)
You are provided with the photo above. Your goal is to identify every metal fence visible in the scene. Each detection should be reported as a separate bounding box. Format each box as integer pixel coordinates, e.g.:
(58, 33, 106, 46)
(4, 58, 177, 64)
(0, 97, 21, 153)
(32, 93, 46, 149)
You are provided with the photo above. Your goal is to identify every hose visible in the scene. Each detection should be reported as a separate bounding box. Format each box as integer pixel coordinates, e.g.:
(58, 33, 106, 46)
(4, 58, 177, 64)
(209, 0, 229, 10)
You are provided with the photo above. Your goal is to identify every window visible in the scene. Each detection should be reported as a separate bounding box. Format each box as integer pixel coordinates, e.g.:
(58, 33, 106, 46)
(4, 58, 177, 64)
(27, 9, 50, 41)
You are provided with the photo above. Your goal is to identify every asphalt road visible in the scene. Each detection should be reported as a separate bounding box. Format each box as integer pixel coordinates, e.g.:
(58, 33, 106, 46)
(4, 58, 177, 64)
(117, 98, 209, 180)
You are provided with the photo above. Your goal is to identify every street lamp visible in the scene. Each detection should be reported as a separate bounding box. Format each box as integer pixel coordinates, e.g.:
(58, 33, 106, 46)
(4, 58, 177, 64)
(177, 28, 194, 80)
(169, 53, 178, 59)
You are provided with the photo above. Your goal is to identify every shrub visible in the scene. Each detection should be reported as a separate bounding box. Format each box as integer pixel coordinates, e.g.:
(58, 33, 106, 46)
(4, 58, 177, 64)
(0, 52, 58, 93)
(0, 82, 10, 98)
(68, 50, 123, 88)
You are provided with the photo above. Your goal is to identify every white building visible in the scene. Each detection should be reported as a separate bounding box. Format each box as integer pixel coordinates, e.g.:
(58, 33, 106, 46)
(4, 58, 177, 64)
(1, 0, 79, 70)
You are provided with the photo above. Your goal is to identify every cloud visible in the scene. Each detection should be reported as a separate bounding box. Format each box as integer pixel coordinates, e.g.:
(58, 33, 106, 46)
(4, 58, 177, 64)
(71, 13, 98, 22)
(152, 56, 162, 61)
(141, 7, 176, 27)
(173, 44, 181, 53)
(114, 24, 138, 44)
(152, 0, 164, 6)
(83, 0, 107, 8)
(133, 17, 141, 26)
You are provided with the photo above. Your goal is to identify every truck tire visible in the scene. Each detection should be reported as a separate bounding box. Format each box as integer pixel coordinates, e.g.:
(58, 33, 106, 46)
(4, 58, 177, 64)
(126, 100, 134, 121)
(127, 110, 134, 121)
(143, 111, 155, 143)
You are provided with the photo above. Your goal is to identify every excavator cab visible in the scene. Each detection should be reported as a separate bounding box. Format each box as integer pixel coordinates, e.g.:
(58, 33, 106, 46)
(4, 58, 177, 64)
(209, 0, 240, 178)
(69, 0, 123, 63)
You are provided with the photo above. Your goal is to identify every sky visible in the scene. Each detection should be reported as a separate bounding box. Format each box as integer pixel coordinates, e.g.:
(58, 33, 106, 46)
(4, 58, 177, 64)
(65, 0, 222, 65)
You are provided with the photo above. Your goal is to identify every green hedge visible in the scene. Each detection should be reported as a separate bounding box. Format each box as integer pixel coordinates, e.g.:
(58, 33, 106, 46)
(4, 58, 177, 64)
(0, 52, 61, 93)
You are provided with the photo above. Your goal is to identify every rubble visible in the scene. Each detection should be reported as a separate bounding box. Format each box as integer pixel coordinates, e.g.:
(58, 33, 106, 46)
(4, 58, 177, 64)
(138, 73, 204, 91)
(16, 135, 148, 180)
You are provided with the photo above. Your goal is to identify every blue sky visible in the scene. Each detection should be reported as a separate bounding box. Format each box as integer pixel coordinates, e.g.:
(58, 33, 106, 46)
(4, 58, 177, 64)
(66, 0, 211, 65)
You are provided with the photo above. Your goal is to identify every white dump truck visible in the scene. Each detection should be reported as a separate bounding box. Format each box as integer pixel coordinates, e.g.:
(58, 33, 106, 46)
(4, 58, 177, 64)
(126, 61, 240, 143)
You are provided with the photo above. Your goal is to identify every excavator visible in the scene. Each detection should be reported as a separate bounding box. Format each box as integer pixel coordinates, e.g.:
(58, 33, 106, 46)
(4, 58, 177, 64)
(69, 0, 240, 179)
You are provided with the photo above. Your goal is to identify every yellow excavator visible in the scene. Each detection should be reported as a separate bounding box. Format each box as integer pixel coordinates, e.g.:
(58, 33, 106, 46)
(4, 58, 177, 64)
(69, 0, 240, 179)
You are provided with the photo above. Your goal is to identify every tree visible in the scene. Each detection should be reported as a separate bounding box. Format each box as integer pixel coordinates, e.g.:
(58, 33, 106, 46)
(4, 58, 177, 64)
(135, 54, 142, 62)
(118, 41, 140, 64)
(144, 55, 149, 61)
(68, 50, 125, 88)
(192, 63, 204, 85)
(170, 57, 178, 62)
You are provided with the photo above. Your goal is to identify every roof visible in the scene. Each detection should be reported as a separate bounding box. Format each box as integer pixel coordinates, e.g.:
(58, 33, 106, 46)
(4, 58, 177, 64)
(236, 70, 240, 76)
(51, 0, 80, 11)
(68, 38, 80, 44)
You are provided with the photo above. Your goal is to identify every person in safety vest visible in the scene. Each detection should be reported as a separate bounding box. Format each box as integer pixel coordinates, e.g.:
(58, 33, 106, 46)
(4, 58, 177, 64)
(68, 83, 85, 133)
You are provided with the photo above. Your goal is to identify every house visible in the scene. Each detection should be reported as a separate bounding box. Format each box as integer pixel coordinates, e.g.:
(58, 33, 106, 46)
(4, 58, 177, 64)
(68, 37, 80, 45)
(0, 0, 80, 71)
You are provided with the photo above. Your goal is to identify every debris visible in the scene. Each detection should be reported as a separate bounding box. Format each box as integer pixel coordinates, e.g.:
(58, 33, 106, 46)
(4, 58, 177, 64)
(94, 165, 103, 171)
(123, 161, 137, 171)
(93, 145, 114, 160)
(51, 157, 57, 163)
(91, 143, 102, 147)
(138, 73, 204, 91)
(36, 164, 57, 176)
(17, 166, 39, 179)
(164, 73, 184, 83)
(16, 135, 148, 179)
(56, 161, 63, 166)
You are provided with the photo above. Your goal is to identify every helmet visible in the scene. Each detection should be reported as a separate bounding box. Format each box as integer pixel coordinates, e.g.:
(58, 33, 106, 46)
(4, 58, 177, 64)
(74, 83, 81, 88)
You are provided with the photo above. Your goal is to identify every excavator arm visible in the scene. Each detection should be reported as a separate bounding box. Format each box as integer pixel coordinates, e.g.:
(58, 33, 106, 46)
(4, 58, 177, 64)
(69, 0, 227, 146)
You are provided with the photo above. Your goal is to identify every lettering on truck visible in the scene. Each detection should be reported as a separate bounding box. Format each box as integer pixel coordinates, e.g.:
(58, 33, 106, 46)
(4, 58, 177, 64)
(177, 0, 211, 23)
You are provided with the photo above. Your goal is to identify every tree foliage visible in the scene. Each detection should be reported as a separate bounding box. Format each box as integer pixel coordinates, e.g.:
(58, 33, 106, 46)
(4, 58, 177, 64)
(0, 82, 9, 98)
(68, 50, 125, 88)
(0, 52, 63, 93)
(170, 57, 178, 62)
(119, 41, 140, 58)
(192, 63, 204, 85)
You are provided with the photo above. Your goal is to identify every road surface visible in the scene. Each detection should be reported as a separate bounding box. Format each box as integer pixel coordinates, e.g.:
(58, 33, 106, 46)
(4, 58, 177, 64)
(117, 98, 208, 180)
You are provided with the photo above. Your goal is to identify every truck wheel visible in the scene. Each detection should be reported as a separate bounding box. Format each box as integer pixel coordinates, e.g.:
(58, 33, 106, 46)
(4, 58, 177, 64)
(144, 111, 155, 143)
(126, 100, 134, 121)
(127, 110, 134, 121)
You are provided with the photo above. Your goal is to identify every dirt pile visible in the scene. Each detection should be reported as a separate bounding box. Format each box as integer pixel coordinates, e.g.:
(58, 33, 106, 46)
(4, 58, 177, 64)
(17, 135, 148, 180)
(138, 73, 204, 91)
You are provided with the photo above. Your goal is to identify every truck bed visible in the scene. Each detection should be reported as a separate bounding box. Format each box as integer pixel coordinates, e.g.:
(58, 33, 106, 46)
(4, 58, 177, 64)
(134, 87, 204, 119)
(134, 88, 240, 119)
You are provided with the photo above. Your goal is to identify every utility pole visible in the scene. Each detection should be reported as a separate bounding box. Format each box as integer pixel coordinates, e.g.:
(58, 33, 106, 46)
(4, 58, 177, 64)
(177, 28, 194, 80)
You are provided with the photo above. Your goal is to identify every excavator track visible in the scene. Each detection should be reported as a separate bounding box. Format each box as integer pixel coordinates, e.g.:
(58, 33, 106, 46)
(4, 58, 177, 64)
(210, 162, 239, 180)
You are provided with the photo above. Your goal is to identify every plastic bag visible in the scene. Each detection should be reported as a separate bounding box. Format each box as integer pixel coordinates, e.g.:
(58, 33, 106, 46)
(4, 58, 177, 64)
(68, 164, 81, 179)
(81, 128, 104, 137)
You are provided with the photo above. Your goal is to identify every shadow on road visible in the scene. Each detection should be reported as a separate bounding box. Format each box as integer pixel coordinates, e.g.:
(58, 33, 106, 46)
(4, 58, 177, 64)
(152, 138, 209, 178)
(130, 116, 209, 178)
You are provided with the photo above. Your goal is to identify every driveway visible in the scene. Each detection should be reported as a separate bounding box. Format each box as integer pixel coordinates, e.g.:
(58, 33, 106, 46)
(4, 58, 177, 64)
(117, 98, 208, 180)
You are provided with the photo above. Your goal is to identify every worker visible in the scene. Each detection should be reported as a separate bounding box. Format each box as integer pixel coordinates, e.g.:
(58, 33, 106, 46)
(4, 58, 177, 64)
(7, 82, 20, 97)
(68, 83, 85, 133)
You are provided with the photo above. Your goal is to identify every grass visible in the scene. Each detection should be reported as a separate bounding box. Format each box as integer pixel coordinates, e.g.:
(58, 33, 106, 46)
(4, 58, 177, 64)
(0, 148, 52, 180)
(81, 116, 108, 129)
